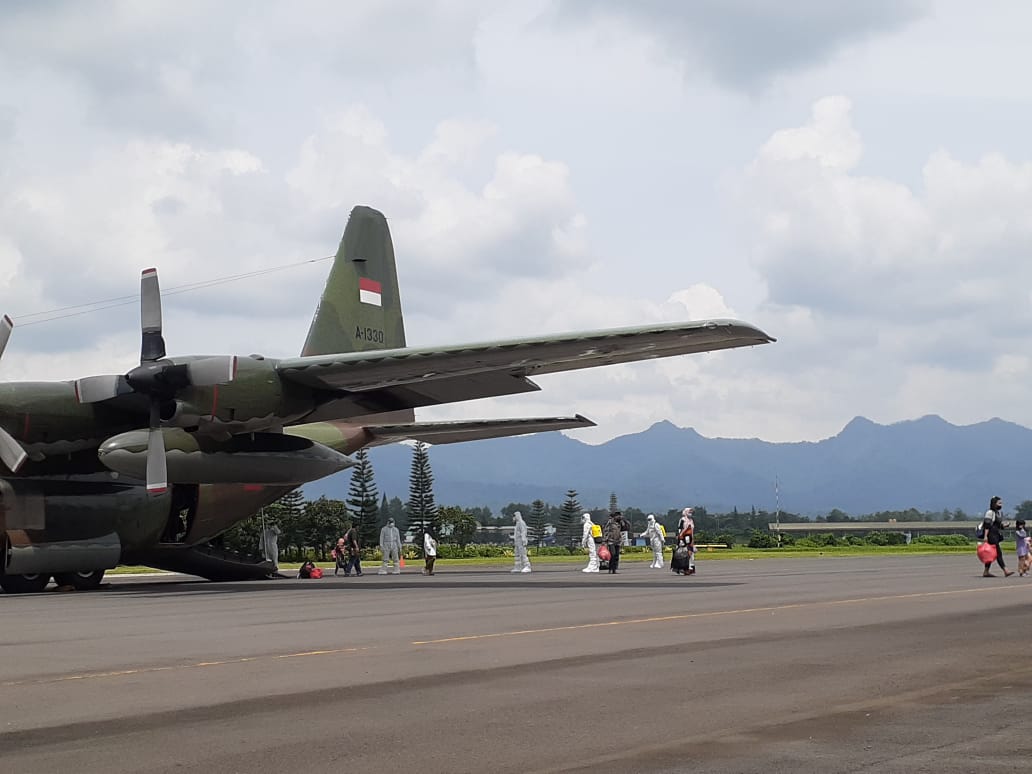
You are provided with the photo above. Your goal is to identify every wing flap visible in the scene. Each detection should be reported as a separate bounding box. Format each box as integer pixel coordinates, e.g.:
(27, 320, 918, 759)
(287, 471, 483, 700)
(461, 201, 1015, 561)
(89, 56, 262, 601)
(363, 415, 596, 446)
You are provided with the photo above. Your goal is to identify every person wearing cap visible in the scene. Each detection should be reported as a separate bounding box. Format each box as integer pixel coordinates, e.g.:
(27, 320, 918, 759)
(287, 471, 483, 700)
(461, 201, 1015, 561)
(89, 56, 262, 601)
(378, 517, 402, 575)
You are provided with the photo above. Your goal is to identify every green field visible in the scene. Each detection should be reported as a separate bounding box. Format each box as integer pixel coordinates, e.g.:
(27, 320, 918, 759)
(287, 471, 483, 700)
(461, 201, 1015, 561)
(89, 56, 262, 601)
(106, 543, 978, 575)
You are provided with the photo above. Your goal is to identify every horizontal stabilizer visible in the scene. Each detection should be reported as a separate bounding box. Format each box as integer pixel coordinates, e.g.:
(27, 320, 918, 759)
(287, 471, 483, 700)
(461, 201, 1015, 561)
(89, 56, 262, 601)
(362, 415, 596, 446)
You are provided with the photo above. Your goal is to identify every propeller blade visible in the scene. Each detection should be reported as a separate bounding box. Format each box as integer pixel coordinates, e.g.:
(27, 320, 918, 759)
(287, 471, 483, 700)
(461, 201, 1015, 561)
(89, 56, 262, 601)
(74, 374, 132, 404)
(140, 268, 166, 363)
(0, 426, 27, 473)
(0, 314, 12, 361)
(187, 356, 238, 386)
(146, 400, 167, 495)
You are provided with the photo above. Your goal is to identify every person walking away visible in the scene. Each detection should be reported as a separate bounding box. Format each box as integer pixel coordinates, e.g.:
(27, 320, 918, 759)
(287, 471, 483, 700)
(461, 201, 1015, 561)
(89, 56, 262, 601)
(1015, 519, 1031, 577)
(603, 511, 629, 573)
(332, 537, 347, 576)
(344, 524, 363, 576)
(581, 513, 600, 573)
(641, 514, 665, 569)
(378, 518, 403, 574)
(260, 523, 281, 569)
(981, 496, 1013, 578)
(422, 529, 438, 576)
(676, 507, 696, 576)
(511, 511, 532, 573)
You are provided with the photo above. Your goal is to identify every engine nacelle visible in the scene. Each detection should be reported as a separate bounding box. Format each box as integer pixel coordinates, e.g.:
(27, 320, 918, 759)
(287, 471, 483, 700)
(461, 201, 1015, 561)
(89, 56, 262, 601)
(98, 429, 355, 485)
(5, 530, 120, 575)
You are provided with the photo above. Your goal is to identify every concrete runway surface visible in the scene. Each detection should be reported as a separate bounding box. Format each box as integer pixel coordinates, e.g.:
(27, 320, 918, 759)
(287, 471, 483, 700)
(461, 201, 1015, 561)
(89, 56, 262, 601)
(3, 554, 1032, 773)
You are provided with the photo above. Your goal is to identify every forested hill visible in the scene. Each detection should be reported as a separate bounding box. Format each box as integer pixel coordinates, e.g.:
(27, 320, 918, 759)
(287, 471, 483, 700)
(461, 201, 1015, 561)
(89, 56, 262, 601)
(304, 415, 1032, 516)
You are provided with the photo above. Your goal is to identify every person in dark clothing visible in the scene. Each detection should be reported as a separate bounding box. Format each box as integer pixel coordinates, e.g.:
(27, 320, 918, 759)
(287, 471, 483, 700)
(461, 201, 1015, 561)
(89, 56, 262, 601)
(982, 495, 1014, 578)
(344, 524, 363, 577)
(603, 511, 630, 573)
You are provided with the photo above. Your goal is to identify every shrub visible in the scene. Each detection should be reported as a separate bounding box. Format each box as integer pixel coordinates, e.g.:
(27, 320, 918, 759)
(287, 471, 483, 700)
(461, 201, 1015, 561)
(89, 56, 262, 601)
(748, 530, 777, 548)
(915, 534, 971, 546)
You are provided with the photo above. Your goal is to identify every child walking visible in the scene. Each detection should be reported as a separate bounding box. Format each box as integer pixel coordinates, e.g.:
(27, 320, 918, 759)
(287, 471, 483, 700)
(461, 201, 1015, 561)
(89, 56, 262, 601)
(1016, 519, 1031, 577)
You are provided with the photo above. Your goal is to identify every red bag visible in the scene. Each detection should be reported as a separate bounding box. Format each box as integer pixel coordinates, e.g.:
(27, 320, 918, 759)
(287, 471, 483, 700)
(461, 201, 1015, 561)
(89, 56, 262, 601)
(976, 543, 997, 564)
(597, 545, 611, 562)
(310, 567, 324, 579)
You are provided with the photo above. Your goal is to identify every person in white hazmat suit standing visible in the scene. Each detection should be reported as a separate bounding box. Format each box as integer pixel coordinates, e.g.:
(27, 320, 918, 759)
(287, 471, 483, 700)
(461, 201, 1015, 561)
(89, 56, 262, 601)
(378, 518, 403, 574)
(642, 514, 665, 569)
(511, 511, 532, 573)
(581, 513, 599, 573)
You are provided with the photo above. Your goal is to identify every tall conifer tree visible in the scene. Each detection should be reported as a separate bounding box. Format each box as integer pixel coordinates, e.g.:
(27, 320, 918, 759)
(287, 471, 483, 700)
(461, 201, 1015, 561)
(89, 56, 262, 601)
(528, 499, 547, 549)
(559, 489, 581, 552)
(406, 441, 438, 546)
(346, 448, 380, 547)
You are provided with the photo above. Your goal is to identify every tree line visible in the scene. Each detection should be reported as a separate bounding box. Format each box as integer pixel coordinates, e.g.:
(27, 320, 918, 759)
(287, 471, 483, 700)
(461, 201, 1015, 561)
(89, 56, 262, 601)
(220, 440, 1008, 561)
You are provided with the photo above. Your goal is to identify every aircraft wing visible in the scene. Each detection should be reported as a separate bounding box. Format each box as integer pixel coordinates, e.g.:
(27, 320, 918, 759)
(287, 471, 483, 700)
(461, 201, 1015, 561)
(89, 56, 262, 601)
(277, 319, 773, 401)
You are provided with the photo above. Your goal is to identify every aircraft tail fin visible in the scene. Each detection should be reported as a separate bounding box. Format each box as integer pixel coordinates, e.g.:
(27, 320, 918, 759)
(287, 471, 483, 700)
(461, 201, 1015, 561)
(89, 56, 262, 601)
(302, 206, 407, 357)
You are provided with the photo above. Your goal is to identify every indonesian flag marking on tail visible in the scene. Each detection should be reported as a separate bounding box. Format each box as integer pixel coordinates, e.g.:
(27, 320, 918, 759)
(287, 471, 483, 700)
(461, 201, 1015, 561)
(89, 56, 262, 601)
(359, 277, 382, 307)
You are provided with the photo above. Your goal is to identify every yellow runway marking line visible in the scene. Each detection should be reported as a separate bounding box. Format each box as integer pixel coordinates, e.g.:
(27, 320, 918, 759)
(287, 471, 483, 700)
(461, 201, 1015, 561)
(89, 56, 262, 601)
(412, 585, 1021, 645)
(1, 648, 370, 687)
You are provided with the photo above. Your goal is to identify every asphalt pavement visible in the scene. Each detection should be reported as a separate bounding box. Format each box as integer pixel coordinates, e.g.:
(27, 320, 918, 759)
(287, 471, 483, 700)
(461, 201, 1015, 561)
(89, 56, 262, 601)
(2, 554, 1031, 773)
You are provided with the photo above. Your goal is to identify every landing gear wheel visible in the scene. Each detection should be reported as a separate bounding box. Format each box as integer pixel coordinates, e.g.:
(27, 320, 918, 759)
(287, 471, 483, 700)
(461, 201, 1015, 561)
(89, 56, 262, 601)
(0, 573, 51, 594)
(53, 569, 106, 590)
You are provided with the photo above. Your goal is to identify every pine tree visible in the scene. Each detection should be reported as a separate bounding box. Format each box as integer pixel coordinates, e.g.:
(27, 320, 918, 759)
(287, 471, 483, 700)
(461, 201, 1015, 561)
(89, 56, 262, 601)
(378, 493, 390, 531)
(528, 499, 547, 550)
(559, 489, 581, 553)
(346, 448, 380, 548)
(406, 441, 438, 547)
(388, 496, 406, 532)
(268, 488, 307, 561)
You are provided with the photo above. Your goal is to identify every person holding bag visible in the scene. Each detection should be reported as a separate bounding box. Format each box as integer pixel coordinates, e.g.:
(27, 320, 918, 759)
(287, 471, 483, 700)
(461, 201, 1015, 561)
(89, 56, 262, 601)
(980, 495, 1014, 578)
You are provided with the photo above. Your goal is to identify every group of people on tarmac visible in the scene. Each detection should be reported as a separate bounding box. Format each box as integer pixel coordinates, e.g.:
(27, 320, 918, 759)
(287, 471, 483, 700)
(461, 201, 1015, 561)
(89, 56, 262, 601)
(580, 507, 697, 576)
(301, 507, 702, 579)
(978, 495, 1032, 578)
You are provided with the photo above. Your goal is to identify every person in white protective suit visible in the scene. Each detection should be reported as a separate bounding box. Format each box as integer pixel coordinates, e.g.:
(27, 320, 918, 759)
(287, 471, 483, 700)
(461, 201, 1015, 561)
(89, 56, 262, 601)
(378, 518, 403, 574)
(260, 523, 281, 570)
(511, 511, 532, 573)
(641, 514, 665, 569)
(581, 513, 599, 573)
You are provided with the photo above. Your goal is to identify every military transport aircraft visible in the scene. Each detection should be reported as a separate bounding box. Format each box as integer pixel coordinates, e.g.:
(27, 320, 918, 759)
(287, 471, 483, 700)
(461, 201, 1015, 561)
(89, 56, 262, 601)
(0, 205, 774, 593)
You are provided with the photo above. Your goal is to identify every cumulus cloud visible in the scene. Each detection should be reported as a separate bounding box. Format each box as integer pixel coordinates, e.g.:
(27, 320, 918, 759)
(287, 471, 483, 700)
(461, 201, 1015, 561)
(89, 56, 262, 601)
(554, 0, 927, 90)
(726, 95, 1032, 437)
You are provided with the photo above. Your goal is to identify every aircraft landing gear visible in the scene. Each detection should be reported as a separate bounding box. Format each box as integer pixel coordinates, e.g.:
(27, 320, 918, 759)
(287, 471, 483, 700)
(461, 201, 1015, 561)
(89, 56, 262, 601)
(0, 573, 51, 594)
(53, 569, 106, 590)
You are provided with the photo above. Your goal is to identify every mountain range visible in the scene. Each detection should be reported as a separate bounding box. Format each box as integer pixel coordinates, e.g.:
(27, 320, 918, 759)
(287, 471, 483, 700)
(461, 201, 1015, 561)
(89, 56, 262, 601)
(303, 415, 1032, 516)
